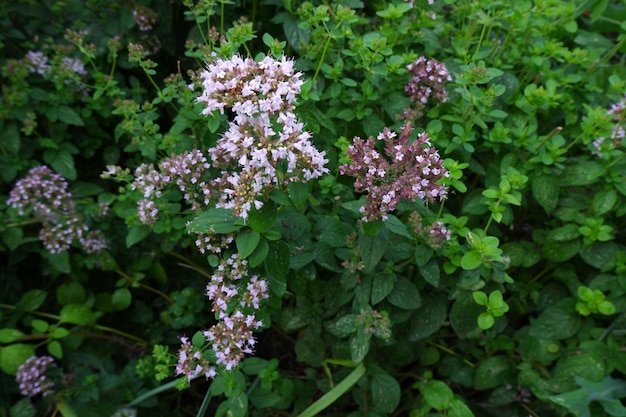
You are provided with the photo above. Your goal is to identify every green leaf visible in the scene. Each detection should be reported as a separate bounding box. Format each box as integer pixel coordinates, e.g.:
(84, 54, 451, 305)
(248, 203, 277, 233)
(248, 387, 281, 408)
(477, 312, 495, 330)
(126, 225, 151, 248)
(51, 327, 70, 339)
(371, 274, 395, 305)
(1, 122, 21, 155)
(248, 238, 269, 268)
(532, 174, 559, 214)
(542, 238, 580, 262)
(580, 242, 617, 271)
(59, 304, 94, 325)
(370, 369, 401, 413)
(265, 241, 290, 297)
(47, 251, 71, 274)
(550, 224, 581, 241)
(384, 215, 414, 239)
(448, 398, 475, 417)
(415, 245, 434, 267)
(474, 356, 514, 390)
(461, 250, 482, 270)
(187, 208, 242, 234)
(387, 278, 421, 310)
(0, 343, 35, 375)
(288, 182, 309, 209)
(409, 295, 447, 341)
(56, 106, 84, 126)
(2, 226, 23, 251)
(236, 230, 261, 259)
(10, 398, 36, 417)
(0, 329, 25, 344)
(16, 290, 47, 312)
(112, 288, 132, 310)
(593, 189, 618, 215)
(327, 314, 358, 337)
(528, 299, 581, 340)
(350, 331, 371, 363)
(559, 161, 606, 187)
(314, 216, 352, 247)
(227, 392, 248, 417)
(548, 376, 626, 417)
(31, 319, 49, 333)
(450, 292, 484, 339)
(47, 340, 63, 359)
(419, 258, 440, 288)
(57, 281, 86, 305)
(359, 226, 389, 272)
(43, 150, 77, 180)
(423, 380, 454, 410)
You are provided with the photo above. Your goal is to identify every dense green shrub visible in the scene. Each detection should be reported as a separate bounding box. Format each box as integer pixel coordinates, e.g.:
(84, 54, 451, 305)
(2, 1, 626, 416)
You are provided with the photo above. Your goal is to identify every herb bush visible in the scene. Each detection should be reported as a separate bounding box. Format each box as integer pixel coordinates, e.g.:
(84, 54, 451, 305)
(2, 0, 626, 416)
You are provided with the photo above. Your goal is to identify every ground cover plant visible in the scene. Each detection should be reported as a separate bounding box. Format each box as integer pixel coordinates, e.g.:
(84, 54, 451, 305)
(2, 0, 626, 416)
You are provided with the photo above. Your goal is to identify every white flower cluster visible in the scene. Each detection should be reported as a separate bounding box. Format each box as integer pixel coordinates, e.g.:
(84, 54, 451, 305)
(198, 54, 328, 218)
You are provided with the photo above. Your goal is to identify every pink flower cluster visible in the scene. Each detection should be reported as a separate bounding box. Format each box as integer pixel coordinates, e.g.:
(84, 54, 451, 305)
(16, 356, 56, 398)
(132, 6, 157, 31)
(408, 212, 451, 249)
(591, 94, 625, 157)
(129, 149, 211, 224)
(402, 56, 451, 119)
(22, 51, 88, 93)
(175, 336, 215, 382)
(175, 254, 268, 378)
(197, 54, 328, 218)
(8, 166, 107, 253)
(203, 254, 268, 369)
(340, 123, 449, 222)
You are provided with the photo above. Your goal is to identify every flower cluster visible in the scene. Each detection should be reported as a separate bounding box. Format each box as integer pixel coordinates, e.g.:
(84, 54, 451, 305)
(8, 166, 107, 253)
(197, 54, 328, 218)
(402, 56, 451, 119)
(133, 6, 157, 31)
(591, 94, 625, 157)
(408, 212, 451, 249)
(203, 254, 268, 369)
(15, 356, 56, 398)
(425, 221, 451, 249)
(111, 408, 138, 417)
(340, 123, 449, 222)
(174, 336, 215, 383)
(175, 254, 269, 379)
(357, 309, 392, 340)
(128, 149, 212, 224)
(22, 50, 88, 94)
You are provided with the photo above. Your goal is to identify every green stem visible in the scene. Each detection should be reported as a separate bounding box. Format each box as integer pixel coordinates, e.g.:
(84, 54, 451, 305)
(608, 152, 626, 168)
(312, 34, 332, 86)
(127, 378, 181, 407)
(426, 340, 475, 367)
(116, 270, 174, 304)
(297, 363, 366, 417)
(586, 37, 626, 76)
(196, 384, 213, 417)
(534, 126, 562, 152)
(0, 303, 151, 346)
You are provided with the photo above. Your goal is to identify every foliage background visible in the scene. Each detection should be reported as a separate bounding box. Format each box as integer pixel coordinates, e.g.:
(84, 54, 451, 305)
(2, 0, 626, 416)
